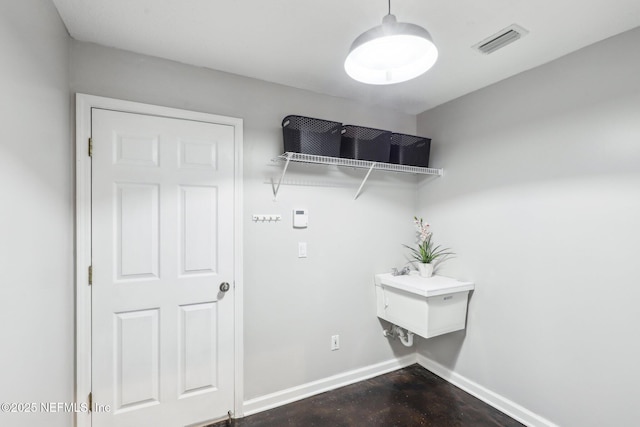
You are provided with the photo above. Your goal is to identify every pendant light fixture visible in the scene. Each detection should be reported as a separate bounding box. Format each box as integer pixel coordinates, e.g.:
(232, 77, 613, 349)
(344, 0, 438, 85)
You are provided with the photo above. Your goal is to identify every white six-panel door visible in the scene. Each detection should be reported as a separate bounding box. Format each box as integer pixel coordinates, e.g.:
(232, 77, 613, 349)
(91, 108, 235, 426)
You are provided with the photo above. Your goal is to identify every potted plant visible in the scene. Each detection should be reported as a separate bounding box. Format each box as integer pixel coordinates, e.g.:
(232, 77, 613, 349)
(403, 217, 454, 278)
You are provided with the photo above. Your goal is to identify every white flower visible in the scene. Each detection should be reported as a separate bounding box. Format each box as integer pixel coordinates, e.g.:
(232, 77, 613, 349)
(415, 217, 432, 243)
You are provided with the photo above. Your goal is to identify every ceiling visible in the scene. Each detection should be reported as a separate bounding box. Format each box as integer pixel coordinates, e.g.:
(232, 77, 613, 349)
(52, 0, 640, 115)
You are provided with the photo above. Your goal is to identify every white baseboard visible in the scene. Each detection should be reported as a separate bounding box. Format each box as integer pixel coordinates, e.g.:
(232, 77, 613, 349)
(242, 354, 417, 417)
(241, 352, 556, 427)
(416, 354, 558, 427)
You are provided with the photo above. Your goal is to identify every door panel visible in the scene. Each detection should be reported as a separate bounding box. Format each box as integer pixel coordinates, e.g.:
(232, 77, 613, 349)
(91, 108, 235, 427)
(115, 309, 160, 411)
(180, 185, 218, 275)
(178, 302, 218, 396)
(116, 183, 160, 280)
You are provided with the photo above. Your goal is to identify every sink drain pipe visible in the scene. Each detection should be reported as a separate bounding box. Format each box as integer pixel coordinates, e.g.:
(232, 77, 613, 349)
(383, 324, 414, 347)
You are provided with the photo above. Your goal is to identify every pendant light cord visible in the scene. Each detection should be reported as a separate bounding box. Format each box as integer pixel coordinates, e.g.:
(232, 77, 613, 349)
(388, 0, 391, 15)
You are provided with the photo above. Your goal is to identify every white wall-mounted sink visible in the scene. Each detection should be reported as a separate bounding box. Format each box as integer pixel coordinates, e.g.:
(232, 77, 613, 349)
(375, 273, 474, 339)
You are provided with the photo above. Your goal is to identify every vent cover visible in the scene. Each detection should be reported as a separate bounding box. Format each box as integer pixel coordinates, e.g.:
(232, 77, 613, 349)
(473, 24, 529, 54)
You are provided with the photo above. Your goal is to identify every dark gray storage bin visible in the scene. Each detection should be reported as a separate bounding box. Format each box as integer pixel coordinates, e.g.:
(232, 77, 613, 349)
(340, 125, 391, 162)
(282, 115, 342, 157)
(390, 134, 431, 167)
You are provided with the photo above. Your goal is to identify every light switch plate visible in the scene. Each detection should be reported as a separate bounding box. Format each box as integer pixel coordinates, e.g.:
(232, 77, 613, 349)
(298, 242, 307, 258)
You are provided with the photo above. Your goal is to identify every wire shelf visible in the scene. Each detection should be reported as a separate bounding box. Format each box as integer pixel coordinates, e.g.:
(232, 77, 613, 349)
(270, 152, 443, 200)
(272, 152, 442, 176)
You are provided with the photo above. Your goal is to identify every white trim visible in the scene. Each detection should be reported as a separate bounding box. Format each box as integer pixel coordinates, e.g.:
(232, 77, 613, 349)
(232, 106, 244, 418)
(241, 352, 555, 425)
(75, 93, 92, 427)
(74, 94, 244, 427)
(416, 354, 558, 427)
(242, 355, 417, 416)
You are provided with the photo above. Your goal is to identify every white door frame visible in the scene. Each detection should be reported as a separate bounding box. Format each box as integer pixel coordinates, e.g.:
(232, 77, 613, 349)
(75, 93, 244, 427)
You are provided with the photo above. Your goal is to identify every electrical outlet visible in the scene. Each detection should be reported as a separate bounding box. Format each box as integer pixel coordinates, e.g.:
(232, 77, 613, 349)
(331, 335, 340, 351)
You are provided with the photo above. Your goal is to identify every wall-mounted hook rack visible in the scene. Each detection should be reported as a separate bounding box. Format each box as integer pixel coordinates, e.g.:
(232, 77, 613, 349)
(252, 214, 282, 222)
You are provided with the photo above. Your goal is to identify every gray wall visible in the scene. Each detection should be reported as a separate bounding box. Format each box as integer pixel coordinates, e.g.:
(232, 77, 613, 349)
(0, 1, 72, 426)
(416, 27, 640, 426)
(6, 2, 637, 424)
(69, 40, 419, 401)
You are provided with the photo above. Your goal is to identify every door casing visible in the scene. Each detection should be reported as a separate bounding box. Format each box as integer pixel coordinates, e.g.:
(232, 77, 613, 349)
(75, 93, 244, 427)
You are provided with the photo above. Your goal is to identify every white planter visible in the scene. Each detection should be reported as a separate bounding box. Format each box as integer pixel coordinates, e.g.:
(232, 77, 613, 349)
(417, 263, 434, 278)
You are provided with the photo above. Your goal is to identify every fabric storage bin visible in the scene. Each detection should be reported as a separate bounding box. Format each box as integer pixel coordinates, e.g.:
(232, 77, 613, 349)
(282, 115, 342, 157)
(340, 125, 391, 162)
(390, 133, 431, 167)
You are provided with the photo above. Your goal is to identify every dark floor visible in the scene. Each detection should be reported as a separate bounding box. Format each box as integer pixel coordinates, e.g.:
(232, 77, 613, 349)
(211, 364, 523, 427)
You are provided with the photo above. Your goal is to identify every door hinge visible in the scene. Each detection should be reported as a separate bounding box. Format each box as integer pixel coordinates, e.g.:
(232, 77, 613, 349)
(88, 392, 92, 412)
(88, 265, 93, 285)
(88, 137, 93, 157)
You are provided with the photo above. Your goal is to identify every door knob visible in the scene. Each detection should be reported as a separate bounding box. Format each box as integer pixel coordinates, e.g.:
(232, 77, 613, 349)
(219, 282, 231, 292)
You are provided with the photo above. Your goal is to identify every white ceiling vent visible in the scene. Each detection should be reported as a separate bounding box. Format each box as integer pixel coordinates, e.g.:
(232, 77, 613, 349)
(473, 24, 529, 54)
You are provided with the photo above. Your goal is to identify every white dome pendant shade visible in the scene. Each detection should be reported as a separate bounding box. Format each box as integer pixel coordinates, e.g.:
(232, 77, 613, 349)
(345, 14, 438, 85)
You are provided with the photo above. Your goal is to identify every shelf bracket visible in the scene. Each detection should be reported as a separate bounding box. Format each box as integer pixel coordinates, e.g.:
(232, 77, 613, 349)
(272, 153, 292, 200)
(354, 162, 376, 200)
